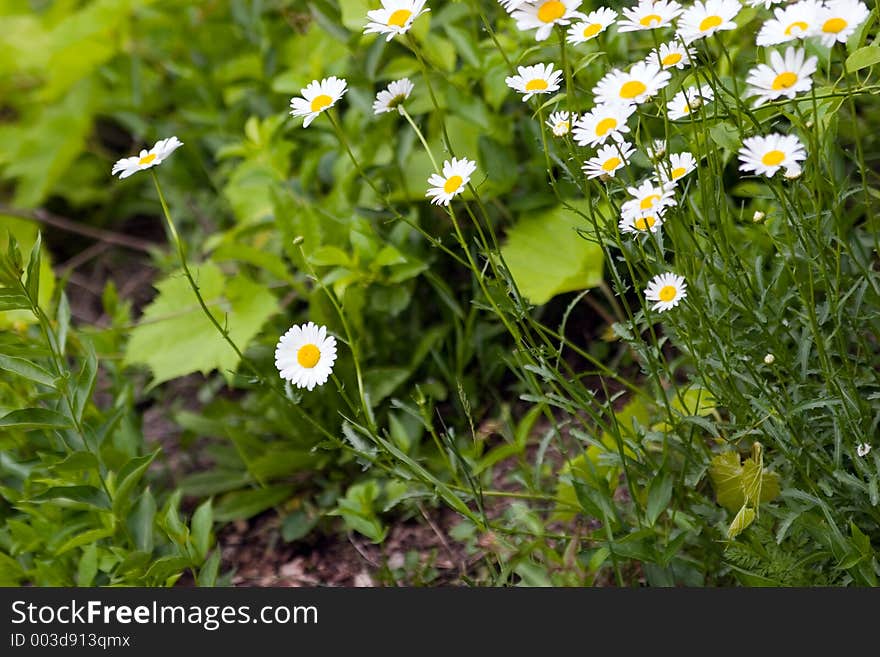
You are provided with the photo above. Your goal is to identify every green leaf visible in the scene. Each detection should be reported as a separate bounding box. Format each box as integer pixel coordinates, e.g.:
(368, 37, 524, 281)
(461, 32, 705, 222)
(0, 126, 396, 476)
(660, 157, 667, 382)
(197, 549, 221, 587)
(129, 489, 156, 553)
(213, 485, 293, 522)
(501, 203, 604, 305)
(0, 353, 57, 387)
(123, 263, 277, 385)
(0, 407, 71, 430)
(281, 510, 318, 542)
(25, 232, 41, 301)
(646, 474, 673, 527)
(191, 499, 213, 561)
(112, 450, 159, 516)
(846, 45, 880, 72)
(56, 527, 114, 556)
(0, 551, 25, 586)
(727, 505, 756, 540)
(31, 485, 110, 510)
(709, 448, 781, 513)
(76, 543, 98, 586)
(73, 339, 97, 422)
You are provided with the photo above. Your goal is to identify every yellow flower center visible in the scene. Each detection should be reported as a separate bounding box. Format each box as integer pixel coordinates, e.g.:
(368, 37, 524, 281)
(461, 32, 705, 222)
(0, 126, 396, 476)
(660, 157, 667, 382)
(640, 194, 660, 210)
(761, 150, 786, 166)
(620, 80, 647, 99)
(387, 9, 412, 27)
(310, 94, 333, 112)
(525, 78, 549, 91)
(640, 14, 663, 27)
(596, 117, 618, 136)
(634, 216, 656, 231)
(772, 71, 798, 90)
(602, 157, 622, 172)
(823, 17, 847, 33)
(556, 121, 570, 132)
(661, 53, 683, 67)
(297, 344, 321, 369)
(538, 1, 566, 23)
(583, 23, 603, 37)
(658, 285, 677, 302)
(682, 103, 692, 114)
(784, 21, 808, 35)
(699, 15, 723, 31)
(387, 94, 407, 109)
(138, 153, 157, 166)
(444, 175, 464, 194)
(671, 166, 687, 179)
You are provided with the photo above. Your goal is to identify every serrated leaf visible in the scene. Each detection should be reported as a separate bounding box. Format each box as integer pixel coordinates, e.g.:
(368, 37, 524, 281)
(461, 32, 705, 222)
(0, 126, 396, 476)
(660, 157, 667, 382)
(727, 505, 756, 540)
(501, 203, 604, 305)
(123, 263, 277, 385)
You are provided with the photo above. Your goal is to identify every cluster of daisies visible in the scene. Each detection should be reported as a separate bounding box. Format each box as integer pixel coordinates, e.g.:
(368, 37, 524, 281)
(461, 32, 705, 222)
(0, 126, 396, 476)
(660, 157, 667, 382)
(107, 0, 872, 397)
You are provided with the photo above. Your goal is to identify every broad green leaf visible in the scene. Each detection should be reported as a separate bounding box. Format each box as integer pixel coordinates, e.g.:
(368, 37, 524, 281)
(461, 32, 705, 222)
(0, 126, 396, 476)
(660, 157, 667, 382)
(0, 408, 71, 430)
(25, 231, 41, 301)
(76, 543, 98, 586)
(112, 451, 159, 516)
(846, 45, 880, 72)
(213, 485, 294, 522)
(709, 449, 781, 512)
(0, 216, 55, 326)
(501, 203, 604, 305)
(56, 527, 114, 556)
(281, 510, 318, 542)
(0, 353, 56, 387)
(123, 262, 277, 385)
(727, 505, 756, 540)
(363, 367, 410, 406)
(73, 339, 97, 422)
(197, 550, 221, 587)
(646, 474, 674, 527)
(128, 489, 156, 554)
(0, 551, 25, 586)
(31, 485, 110, 510)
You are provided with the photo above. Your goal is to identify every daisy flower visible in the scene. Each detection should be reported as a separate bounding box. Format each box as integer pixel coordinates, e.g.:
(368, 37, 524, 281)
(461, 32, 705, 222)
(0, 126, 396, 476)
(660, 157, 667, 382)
(756, 0, 823, 46)
(373, 78, 415, 115)
(617, 0, 683, 32)
(546, 110, 578, 136)
(275, 322, 338, 391)
(676, 0, 741, 43)
(738, 133, 806, 177)
(746, 47, 818, 107)
(505, 63, 563, 101)
(667, 84, 714, 120)
(593, 61, 672, 106)
(815, 0, 870, 47)
(621, 180, 678, 220)
(747, 0, 785, 8)
(289, 76, 347, 128)
(566, 8, 618, 44)
(582, 142, 636, 179)
(654, 152, 697, 185)
(426, 157, 476, 206)
(645, 272, 688, 313)
(498, 0, 533, 11)
(856, 443, 872, 457)
(572, 103, 635, 147)
(363, 0, 429, 41)
(111, 136, 183, 179)
(619, 210, 666, 235)
(512, 0, 584, 41)
(651, 41, 697, 70)
(646, 139, 667, 160)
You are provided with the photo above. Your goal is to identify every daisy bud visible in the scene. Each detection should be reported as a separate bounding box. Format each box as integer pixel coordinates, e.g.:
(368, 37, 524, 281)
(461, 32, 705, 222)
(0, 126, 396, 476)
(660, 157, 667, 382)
(763, 353, 775, 365)
(857, 443, 872, 457)
(752, 210, 765, 223)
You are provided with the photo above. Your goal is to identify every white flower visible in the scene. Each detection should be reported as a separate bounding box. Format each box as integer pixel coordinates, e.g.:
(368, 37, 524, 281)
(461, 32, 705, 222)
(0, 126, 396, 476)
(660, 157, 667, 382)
(505, 62, 563, 101)
(654, 152, 697, 185)
(646, 139, 667, 160)
(289, 76, 348, 128)
(617, 0, 683, 32)
(364, 0, 429, 41)
(756, 0, 823, 46)
(675, 0, 741, 43)
(651, 41, 697, 70)
(275, 322, 338, 391)
(546, 110, 577, 136)
(373, 78, 415, 115)
(746, 47, 818, 107)
(593, 61, 672, 106)
(738, 133, 807, 177)
(513, 0, 584, 41)
(747, 0, 785, 8)
(666, 84, 714, 120)
(572, 103, 635, 147)
(566, 8, 618, 44)
(856, 443, 872, 457)
(111, 136, 183, 179)
(645, 272, 687, 312)
(815, 0, 870, 47)
(763, 353, 775, 365)
(583, 142, 636, 179)
(619, 210, 665, 234)
(499, 0, 534, 11)
(426, 157, 476, 206)
(621, 180, 678, 219)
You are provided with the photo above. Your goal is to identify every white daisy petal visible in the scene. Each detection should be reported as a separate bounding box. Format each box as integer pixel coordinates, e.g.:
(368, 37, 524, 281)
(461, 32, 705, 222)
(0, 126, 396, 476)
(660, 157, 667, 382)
(111, 136, 184, 179)
(274, 322, 339, 391)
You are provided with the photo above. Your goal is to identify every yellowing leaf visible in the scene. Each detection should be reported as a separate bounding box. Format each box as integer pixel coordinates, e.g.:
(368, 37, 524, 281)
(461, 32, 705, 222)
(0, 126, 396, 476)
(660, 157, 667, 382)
(727, 505, 756, 540)
(124, 262, 276, 385)
(709, 447, 781, 513)
(502, 203, 604, 305)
